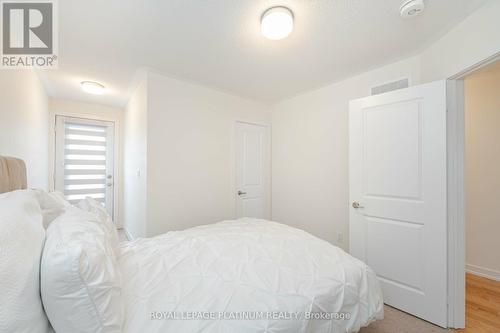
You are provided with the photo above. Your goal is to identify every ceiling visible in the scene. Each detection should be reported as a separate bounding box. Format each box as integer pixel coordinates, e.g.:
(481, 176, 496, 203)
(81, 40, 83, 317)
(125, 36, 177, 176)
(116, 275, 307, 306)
(38, 0, 488, 107)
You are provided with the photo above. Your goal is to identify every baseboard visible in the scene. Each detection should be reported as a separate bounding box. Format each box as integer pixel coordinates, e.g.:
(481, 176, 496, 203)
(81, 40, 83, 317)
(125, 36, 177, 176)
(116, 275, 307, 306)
(466, 263, 500, 282)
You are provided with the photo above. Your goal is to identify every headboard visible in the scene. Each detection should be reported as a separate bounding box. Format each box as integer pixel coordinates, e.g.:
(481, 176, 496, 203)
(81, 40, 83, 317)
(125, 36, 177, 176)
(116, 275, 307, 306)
(0, 156, 27, 194)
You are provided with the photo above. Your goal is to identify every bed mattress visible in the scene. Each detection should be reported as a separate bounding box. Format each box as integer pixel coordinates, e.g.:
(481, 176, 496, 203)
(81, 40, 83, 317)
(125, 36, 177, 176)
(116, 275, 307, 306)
(118, 218, 383, 333)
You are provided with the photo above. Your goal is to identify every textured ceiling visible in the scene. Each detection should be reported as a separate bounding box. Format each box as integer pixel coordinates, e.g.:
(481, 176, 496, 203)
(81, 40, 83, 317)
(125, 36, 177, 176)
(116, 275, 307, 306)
(38, 0, 489, 107)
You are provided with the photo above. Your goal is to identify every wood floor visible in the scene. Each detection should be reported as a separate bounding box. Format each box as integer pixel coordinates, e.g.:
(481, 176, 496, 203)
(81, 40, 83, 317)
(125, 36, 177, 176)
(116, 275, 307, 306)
(361, 273, 500, 333)
(455, 273, 500, 333)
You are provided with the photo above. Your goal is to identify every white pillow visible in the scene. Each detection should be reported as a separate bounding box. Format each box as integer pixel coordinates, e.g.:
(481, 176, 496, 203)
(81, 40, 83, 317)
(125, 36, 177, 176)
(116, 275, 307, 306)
(0, 190, 50, 333)
(34, 190, 70, 228)
(41, 208, 123, 333)
(77, 197, 120, 251)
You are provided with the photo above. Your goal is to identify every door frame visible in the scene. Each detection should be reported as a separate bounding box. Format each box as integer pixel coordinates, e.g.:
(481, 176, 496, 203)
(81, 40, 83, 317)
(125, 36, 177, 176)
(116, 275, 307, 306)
(447, 52, 500, 328)
(233, 120, 272, 219)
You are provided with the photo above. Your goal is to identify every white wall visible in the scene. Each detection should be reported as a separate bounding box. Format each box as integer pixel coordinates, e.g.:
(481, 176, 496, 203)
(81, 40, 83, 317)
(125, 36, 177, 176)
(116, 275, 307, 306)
(271, 57, 421, 248)
(420, 0, 500, 82)
(48, 98, 124, 225)
(123, 76, 148, 238)
(0, 70, 49, 189)
(119, 1, 500, 243)
(465, 63, 500, 280)
(270, 1, 500, 249)
(145, 72, 270, 236)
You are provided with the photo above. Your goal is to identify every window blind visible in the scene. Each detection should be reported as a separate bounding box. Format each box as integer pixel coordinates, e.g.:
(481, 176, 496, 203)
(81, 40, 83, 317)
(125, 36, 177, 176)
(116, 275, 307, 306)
(62, 122, 108, 205)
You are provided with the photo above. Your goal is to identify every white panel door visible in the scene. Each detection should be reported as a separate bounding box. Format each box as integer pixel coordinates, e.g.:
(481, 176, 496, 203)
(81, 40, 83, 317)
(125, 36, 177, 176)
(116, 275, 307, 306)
(349, 80, 448, 327)
(55, 116, 115, 216)
(235, 121, 271, 219)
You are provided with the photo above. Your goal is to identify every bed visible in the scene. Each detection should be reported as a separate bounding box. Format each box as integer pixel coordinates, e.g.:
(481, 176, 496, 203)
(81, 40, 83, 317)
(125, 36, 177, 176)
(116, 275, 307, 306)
(0, 155, 383, 333)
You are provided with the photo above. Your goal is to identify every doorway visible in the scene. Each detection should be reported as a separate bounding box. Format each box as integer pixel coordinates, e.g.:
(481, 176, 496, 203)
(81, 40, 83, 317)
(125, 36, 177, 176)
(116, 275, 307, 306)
(54, 116, 115, 216)
(460, 60, 500, 332)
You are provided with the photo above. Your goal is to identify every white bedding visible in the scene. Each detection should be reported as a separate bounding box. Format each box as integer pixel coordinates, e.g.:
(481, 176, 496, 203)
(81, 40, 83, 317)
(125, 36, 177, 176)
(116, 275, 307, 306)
(118, 218, 383, 333)
(0, 190, 50, 333)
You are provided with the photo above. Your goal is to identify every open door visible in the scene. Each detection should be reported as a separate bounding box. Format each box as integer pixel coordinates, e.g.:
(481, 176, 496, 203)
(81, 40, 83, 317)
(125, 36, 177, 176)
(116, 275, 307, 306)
(349, 80, 448, 327)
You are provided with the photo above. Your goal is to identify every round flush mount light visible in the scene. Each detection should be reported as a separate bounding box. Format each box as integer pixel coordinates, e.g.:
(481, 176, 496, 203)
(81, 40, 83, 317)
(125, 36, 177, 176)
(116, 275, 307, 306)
(81, 81, 105, 95)
(400, 0, 425, 19)
(261, 6, 294, 40)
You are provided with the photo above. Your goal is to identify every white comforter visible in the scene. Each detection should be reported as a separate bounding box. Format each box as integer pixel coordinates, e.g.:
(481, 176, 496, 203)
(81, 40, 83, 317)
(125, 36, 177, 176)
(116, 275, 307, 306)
(118, 219, 383, 333)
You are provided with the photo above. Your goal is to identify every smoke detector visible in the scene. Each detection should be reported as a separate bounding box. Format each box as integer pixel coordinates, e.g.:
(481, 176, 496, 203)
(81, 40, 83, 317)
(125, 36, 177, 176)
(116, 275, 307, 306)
(400, 0, 425, 19)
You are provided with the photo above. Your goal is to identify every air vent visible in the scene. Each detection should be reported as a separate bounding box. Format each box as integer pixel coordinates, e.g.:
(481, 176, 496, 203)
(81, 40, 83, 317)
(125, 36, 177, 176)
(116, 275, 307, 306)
(371, 78, 409, 96)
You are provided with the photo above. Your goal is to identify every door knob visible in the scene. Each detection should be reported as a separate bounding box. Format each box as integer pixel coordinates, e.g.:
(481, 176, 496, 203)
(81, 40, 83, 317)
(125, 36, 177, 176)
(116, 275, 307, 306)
(352, 201, 364, 209)
(238, 190, 247, 196)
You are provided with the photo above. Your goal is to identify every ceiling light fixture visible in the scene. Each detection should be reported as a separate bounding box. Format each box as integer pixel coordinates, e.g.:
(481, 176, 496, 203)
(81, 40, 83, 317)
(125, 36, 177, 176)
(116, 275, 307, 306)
(81, 81, 105, 95)
(261, 6, 294, 40)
